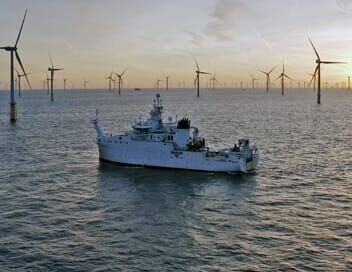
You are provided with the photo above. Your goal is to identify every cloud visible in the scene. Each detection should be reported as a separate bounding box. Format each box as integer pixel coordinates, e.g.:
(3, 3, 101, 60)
(336, 0, 352, 13)
(182, 30, 206, 46)
(204, 0, 248, 41)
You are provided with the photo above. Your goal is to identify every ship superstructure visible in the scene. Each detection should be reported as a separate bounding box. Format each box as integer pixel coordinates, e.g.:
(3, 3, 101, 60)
(93, 94, 259, 173)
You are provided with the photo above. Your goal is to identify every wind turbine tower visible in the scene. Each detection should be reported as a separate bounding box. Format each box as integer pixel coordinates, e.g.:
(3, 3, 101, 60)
(348, 76, 350, 91)
(165, 75, 170, 91)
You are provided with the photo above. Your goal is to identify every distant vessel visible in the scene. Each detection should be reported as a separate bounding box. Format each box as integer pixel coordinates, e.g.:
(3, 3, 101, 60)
(134, 88, 141, 91)
(93, 94, 259, 173)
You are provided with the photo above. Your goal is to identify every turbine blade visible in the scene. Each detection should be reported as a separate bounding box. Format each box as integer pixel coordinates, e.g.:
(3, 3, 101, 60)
(15, 51, 31, 88)
(308, 65, 319, 87)
(275, 75, 281, 81)
(49, 54, 54, 69)
(308, 37, 320, 60)
(321, 61, 347, 64)
(194, 56, 200, 71)
(15, 9, 27, 48)
(268, 66, 276, 74)
(121, 68, 127, 76)
(199, 72, 210, 75)
(284, 74, 293, 80)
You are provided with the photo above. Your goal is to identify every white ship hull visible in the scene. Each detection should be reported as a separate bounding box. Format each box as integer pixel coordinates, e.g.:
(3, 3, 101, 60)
(93, 94, 259, 174)
(97, 135, 259, 173)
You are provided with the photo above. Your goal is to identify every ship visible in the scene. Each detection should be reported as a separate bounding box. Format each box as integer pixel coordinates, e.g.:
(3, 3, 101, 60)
(93, 93, 259, 173)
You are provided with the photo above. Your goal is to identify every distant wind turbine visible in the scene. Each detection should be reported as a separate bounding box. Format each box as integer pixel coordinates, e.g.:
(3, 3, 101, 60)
(275, 63, 292, 96)
(165, 75, 170, 91)
(251, 74, 258, 90)
(194, 57, 210, 97)
(210, 73, 217, 90)
(348, 76, 351, 91)
(63, 78, 67, 91)
(0, 9, 30, 122)
(260, 66, 276, 92)
(84, 80, 88, 90)
(113, 69, 126, 95)
(46, 72, 50, 94)
(156, 78, 162, 90)
(308, 37, 346, 104)
(105, 72, 113, 91)
(48, 55, 63, 101)
(16, 69, 31, 97)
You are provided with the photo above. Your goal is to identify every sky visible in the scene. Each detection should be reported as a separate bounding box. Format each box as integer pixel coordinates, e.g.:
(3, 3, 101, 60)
(1, 0, 352, 89)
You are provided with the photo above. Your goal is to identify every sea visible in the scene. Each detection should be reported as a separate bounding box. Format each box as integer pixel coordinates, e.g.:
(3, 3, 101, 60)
(0, 88, 351, 271)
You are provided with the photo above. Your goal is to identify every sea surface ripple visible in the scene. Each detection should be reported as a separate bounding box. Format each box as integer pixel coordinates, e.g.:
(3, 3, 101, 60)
(0, 88, 351, 271)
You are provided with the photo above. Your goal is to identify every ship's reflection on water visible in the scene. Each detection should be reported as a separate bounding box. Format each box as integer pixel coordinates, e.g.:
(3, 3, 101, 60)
(95, 161, 258, 270)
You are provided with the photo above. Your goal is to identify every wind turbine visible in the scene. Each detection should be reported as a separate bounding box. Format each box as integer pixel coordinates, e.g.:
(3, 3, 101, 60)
(260, 66, 276, 92)
(251, 74, 258, 90)
(16, 69, 31, 97)
(0, 9, 31, 122)
(210, 73, 217, 90)
(194, 57, 210, 97)
(165, 75, 170, 91)
(84, 80, 88, 90)
(348, 76, 351, 91)
(48, 55, 63, 101)
(156, 78, 162, 90)
(105, 72, 113, 91)
(308, 38, 346, 104)
(46, 72, 50, 94)
(275, 63, 292, 96)
(113, 69, 126, 95)
(63, 78, 67, 91)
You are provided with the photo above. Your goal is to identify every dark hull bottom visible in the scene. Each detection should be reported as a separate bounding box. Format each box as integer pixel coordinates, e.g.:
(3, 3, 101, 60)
(99, 157, 243, 174)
